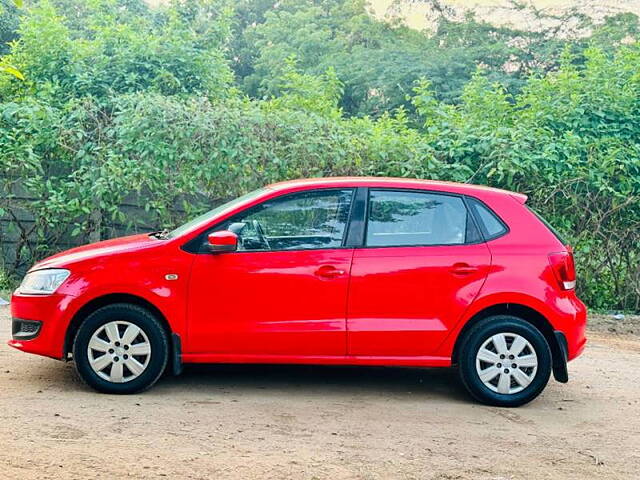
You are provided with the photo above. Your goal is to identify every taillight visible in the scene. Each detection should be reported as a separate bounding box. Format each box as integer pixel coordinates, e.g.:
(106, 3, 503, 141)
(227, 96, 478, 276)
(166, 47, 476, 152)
(548, 249, 576, 290)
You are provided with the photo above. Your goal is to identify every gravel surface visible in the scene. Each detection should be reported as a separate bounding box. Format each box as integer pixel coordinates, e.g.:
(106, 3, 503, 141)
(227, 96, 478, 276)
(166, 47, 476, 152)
(1, 306, 639, 479)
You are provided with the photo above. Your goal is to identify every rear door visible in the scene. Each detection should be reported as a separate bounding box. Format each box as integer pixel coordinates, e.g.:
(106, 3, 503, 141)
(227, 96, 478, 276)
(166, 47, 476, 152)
(347, 189, 491, 357)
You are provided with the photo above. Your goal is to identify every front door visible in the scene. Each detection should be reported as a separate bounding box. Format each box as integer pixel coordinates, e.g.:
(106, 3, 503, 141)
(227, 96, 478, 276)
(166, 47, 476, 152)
(347, 189, 491, 357)
(187, 188, 355, 356)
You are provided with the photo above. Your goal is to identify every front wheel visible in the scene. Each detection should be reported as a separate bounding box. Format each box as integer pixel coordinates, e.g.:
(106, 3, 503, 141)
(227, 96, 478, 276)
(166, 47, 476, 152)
(73, 303, 169, 394)
(458, 315, 552, 407)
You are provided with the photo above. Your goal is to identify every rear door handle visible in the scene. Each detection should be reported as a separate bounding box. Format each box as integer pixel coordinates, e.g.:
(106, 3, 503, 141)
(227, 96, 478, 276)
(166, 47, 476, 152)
(450, 263, 479, 275)
(315, 265, 346, 278)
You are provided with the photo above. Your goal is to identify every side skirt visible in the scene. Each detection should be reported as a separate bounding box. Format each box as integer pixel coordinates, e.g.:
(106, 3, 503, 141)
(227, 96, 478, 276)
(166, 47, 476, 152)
(180, 353, 451, 368)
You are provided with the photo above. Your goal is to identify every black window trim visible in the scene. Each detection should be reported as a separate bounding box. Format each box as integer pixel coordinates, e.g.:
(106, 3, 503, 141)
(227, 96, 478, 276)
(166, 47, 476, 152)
(344, 187, 368, 247)
(181, 186, 511, 254)
(357, 187, 486, 249)
(182, 187, 358, 254)
(464, 195, 510, 242)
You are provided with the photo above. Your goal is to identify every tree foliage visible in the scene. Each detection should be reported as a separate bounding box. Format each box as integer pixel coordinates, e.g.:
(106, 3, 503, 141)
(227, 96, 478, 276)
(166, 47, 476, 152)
(234, 2, 639, 117)
(0, 0, 20, 55)
(0, 0, 234, 102)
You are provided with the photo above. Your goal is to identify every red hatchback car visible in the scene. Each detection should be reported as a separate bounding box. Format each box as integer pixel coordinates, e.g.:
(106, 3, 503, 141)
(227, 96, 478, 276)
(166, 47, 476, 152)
(9, 177, 586, 406)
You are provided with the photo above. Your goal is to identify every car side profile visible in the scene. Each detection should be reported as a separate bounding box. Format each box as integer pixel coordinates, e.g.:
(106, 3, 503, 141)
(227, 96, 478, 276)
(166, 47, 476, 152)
(8, 177, 586, 407)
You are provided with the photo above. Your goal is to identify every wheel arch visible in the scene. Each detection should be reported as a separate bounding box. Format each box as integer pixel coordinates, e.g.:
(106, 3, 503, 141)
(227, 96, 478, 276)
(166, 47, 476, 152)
(451, 303, 561, 368)
(63, 293, 173, 359)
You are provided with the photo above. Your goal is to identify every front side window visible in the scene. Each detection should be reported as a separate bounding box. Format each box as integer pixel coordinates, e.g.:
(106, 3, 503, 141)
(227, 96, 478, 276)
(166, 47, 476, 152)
(222, 189, 354, 251)
(167, 188, 269, 239)
(366, 190, 470, 247)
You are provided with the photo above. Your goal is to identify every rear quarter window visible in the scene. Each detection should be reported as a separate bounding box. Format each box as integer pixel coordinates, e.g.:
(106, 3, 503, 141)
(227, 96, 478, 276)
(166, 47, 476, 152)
(467, 197, 508, 240)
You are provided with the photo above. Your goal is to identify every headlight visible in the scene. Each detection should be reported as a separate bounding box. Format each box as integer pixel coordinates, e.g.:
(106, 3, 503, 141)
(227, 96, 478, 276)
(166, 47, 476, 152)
(18, 269, 70, 295)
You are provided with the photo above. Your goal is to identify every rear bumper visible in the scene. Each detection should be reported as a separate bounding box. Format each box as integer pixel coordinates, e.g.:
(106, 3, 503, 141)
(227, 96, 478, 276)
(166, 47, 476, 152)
(545, 291, 587, 363)
(7, 292, 76, 360)
(556, 296, 587, 361)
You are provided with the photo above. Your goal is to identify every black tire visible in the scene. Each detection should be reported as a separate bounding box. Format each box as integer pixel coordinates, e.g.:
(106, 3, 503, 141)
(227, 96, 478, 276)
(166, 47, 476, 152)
(458, 315, 552, 407)
(73, 303, 169, 394)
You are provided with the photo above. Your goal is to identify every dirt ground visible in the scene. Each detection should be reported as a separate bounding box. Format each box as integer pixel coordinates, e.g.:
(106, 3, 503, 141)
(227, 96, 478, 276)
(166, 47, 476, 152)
(1, 307, 639, 480)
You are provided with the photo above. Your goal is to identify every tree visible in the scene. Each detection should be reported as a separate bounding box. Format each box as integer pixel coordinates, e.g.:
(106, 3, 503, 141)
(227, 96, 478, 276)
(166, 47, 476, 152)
(0, 0, 234, 103)
(237, 1, 550, 116)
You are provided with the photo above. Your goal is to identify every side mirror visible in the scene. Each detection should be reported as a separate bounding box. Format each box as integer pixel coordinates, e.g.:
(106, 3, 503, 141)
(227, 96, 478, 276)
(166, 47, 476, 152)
(207, 230, 238, 253)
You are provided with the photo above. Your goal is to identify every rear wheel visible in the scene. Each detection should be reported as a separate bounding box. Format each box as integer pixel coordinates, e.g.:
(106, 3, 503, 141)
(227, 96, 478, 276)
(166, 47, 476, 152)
(73, 303, 169, 394)
(458, 315, 552, 407)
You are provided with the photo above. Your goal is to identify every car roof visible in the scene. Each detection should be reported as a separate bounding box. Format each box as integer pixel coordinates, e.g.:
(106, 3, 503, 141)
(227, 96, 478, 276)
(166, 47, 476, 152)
(267, 177, 527, 203)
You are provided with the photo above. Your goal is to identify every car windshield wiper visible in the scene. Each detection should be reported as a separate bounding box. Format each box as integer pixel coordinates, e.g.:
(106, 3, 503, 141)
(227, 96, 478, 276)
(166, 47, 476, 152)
(149, 229, 170, 240)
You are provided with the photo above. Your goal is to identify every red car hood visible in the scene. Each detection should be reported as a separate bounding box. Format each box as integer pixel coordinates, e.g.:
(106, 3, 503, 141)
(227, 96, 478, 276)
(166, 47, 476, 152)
(30, 234, 162, 271)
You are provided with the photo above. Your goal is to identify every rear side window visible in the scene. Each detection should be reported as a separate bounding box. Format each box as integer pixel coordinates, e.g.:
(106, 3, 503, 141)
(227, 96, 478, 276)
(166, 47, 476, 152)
(467, 198, 508, 240)
(366, 190, 472, 246)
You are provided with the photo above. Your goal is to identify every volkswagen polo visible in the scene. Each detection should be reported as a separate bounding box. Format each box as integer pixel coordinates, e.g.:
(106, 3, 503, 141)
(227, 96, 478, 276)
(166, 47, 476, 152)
(8, 177, 586, 406)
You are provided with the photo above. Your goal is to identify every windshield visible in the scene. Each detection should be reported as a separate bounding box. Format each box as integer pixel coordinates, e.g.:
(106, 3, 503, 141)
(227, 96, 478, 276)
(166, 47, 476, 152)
(166, 188, 270, 239)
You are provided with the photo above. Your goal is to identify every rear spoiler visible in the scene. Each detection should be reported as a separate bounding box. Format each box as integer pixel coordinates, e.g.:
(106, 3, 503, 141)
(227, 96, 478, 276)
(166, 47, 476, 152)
(509, 192, 528, 204)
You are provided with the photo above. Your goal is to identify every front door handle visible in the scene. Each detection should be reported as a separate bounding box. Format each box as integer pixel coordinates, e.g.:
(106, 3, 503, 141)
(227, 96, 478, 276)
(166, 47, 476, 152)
(450, 262, 479, 275)
(315, 265, 346, 278)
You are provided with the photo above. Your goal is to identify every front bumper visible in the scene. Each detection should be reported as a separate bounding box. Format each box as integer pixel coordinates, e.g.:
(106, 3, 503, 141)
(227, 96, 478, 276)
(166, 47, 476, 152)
(7, 292, 76, 359)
